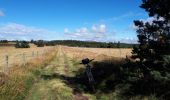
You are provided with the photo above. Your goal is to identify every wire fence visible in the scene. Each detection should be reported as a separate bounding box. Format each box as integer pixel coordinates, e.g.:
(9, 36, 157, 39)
(0, 47, 55, 73)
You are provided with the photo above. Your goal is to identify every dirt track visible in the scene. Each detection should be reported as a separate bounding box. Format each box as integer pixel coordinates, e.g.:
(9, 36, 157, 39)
(26, 46, 89, 100)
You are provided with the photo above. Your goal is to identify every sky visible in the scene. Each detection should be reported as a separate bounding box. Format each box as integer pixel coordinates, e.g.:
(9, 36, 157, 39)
(0, 0, 149, 43)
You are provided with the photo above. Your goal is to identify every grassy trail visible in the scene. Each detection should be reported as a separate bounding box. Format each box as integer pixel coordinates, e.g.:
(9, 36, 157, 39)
(26, 46, 89, 100)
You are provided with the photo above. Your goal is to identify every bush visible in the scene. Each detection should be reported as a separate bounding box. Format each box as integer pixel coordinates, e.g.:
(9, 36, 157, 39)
(15, 41, 30, 48)
(0, 40, 8, 43)
(35, 40, 45, 47)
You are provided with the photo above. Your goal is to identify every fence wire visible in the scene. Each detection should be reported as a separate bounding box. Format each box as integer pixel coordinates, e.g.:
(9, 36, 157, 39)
(0, 47, 55, 73)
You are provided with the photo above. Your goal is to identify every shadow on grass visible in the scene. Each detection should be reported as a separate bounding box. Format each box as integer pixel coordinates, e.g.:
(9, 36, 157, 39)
(41, 58, 124, 93)
(41, 58, 170, 99)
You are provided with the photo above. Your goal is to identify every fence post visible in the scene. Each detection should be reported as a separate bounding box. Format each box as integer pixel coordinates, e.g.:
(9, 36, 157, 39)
(119, 48, 122, 58)
(23, 53, 26, 66)
(37, 51, 39, 57)
(32, 51, 34, 57)
(5, 55, 8, 73)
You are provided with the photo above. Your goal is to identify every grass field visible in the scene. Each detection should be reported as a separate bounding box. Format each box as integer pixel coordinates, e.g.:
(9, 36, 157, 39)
(0, 45, 157, 100)
(0, 44, 55, 70)
(0, 45, 131, 70)
(68, 46, 132, 58)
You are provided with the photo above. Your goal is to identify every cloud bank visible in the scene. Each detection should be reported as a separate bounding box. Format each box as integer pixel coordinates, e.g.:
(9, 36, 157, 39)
(0, 23, 56, 40)
(64, 24, 110, 41)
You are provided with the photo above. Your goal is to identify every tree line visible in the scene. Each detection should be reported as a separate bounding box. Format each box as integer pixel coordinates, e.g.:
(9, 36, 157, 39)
(0, 40, 136, 48)
(41, 40, 135, 48)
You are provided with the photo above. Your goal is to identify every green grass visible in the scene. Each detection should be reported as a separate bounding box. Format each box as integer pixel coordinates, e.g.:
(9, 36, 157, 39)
(0, 68, 41, 100)
(27, 47, 75, 100)
(27, 79, 73, 100)
(0, 49, 57, 100)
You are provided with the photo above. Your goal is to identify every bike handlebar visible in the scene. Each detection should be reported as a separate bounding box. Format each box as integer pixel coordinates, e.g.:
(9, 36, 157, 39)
(90, 59, 94, 62)
(80, 58, 94, 64)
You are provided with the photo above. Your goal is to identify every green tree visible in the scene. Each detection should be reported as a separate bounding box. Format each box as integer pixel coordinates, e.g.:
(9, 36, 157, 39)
(15, 41, 30, 48)
(116, 41, 120, 48)
(36, 40, 45, 47)
(133, 0, 170, 70)
(129, 0, 170, 98)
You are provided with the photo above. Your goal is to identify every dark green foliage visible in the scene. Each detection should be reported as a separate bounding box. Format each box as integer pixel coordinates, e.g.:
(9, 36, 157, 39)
(45, 41, 56, 46)
(140, 0, 170, 19)
(125, 0, 170, 99)
(15, 41, 30, 48)
(0, 40, 8, 43)
(44, 40, 134, 48)
(1, 39, 135, 48)
(30, 39, 34, 43)
(35, 40, 45, 47)
(117, 41, 120, 48)
(107, 42, 115, 48)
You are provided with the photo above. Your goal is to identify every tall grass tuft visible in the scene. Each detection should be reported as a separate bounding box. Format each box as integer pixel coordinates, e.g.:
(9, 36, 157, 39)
(0, 48, 57, 100)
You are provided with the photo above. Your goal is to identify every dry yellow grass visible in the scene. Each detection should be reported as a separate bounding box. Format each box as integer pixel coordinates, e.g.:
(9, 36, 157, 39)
(61, 46, 132, 61)
(68, 46, 132, 57)
(0, 48, 57, 100)
(0, 44, 56, 70)
(0, 45, 132, 69)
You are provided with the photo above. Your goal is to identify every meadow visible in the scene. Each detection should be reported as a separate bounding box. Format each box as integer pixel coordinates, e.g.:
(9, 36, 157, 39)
(0, 44, 55, 71)
(0, 45, 159, 100)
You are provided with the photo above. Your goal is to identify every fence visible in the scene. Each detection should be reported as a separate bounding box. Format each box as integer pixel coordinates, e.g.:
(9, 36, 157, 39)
(0, 47, 55, 74)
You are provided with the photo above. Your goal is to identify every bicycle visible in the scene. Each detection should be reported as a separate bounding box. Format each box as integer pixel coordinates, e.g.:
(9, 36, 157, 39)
(80, 58, 95, 92)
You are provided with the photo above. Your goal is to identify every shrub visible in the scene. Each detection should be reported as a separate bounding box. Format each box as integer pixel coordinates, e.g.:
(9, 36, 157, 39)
(15, 41, 30, 48)
(35, 40, 45, 47)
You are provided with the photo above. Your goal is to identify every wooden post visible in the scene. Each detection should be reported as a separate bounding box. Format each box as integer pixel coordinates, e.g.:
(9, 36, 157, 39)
(23, 53, 26, 66)
(37, 51, 38, 57)
(32, 51, 34, 57)
(5, 55, 8, 73)
(119, 48, 122, 58)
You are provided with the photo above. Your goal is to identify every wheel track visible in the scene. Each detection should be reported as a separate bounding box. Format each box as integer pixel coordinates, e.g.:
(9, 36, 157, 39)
(26, 46, 89, 100)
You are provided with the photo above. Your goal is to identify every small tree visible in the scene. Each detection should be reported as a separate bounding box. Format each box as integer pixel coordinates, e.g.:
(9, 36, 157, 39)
(107, 42, 114, 48)
(15, 41, 30, 48)
(30, 39, 34, 43)
(36, 40, 45, 47)
(116, 41, 120, 48)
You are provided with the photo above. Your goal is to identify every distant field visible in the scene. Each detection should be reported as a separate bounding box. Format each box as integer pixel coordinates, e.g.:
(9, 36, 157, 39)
(0, 44, 55, 70)
(64, 46, 132, 58)
(0, 45, 132, 71)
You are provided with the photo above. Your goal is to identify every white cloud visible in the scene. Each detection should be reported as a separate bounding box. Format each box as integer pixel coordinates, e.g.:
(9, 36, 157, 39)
(64, 28, 69, 33)
(120, 37, 137, 44)
(140, 17, 165, 24)
(100, 11, 144, 23)
(110, 12, 134, 21)
(0, 23, 57, 40)
(129, 16, 166, 31)
(99, 24, 106, 33)
(65, 24, 109, 41)
(0, 10, 5, 17)
(91, 24, 106, 33)
(92, 25, 97, 32)
(128, 24, 138, 31)
(76, 27, 88, 33)
(0, 23, 44, 35)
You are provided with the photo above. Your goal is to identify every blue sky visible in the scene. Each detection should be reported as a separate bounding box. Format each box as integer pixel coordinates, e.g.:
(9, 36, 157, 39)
(0, 0, 148, 43)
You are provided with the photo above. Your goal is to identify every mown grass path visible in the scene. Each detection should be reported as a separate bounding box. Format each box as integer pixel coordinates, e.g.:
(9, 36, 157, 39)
(26, 46, 89, 100)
